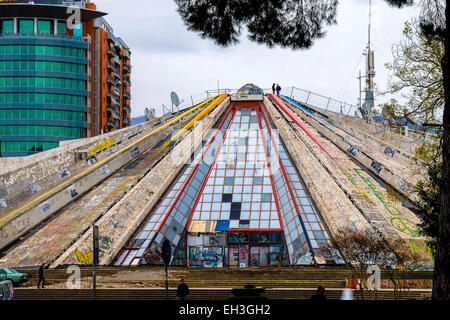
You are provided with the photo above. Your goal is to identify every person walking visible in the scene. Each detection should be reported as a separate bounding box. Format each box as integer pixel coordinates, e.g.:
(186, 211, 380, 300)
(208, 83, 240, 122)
(272, 83, 276, 95)
(37, 263, 46, 289)
(276, 84, 281, 96)
(311, 285, 326, 300)
(176, 278, 190, 300)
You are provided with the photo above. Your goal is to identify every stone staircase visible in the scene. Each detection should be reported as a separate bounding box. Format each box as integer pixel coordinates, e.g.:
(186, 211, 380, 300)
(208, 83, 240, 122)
(17, 266, 433, 291)
(13, 288, 431, 300)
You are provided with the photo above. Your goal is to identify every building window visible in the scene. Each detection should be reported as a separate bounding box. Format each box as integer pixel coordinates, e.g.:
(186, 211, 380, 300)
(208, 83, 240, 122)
(19, 19, 34, 35)
(0, 20, 14, 34)
(57, 21, 66, 36)
(37, 20, 52, 35)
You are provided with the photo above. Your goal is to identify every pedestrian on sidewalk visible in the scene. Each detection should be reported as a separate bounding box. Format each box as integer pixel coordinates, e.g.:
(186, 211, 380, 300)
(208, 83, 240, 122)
(176, 278, 190, 300)
(276, 84, 281, 96)
(311, 285, 326, 300)
(272, 83, 276, 94)
(37, 263, 46, 289)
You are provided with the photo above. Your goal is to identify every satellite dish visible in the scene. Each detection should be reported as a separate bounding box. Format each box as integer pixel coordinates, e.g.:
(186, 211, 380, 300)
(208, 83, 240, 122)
(170, 91, 181, 107)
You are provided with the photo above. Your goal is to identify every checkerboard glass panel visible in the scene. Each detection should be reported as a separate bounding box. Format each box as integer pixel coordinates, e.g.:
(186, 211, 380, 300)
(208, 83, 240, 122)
(190, 107, 282, 231)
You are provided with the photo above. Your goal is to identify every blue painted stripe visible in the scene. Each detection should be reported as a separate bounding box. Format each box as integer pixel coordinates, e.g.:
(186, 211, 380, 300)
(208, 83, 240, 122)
(0, 87, 88, 96)
(0, 119, 89, 128)
(282, 96, 318, 119)
(0, 55, 88, 64)
(0, 103, 88, 112)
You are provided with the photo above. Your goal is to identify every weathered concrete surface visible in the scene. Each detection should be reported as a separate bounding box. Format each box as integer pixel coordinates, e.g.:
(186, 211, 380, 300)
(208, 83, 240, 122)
(283, 99, 419, 202)
(0, 143, 168, 267)
(264, 97, 432, 264)
(0, 112, 181, 212)
(299, 100, 428, 158)
(51, 97, 231, 267)
(0, 106, 207, 251)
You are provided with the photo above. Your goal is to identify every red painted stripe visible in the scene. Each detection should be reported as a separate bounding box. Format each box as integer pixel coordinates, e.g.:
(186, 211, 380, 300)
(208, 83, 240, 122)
(268, 94, 335, 161)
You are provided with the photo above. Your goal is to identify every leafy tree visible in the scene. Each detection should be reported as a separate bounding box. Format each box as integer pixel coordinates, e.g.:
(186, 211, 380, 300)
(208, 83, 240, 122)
(174, 0, 449, 300)
(174, 0, 338, 49)
(382, 21, 444, 123)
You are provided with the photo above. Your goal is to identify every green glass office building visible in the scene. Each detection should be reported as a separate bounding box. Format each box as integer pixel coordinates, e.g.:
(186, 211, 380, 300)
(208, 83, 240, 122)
(0, 2, 106, 157)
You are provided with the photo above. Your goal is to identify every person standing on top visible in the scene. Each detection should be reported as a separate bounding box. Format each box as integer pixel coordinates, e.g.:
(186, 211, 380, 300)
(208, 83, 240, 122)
(37, 263, 46, 289)
(272, 83, 276, 94)
(276, 84, 281, 96)
(176, 278, 190, 300)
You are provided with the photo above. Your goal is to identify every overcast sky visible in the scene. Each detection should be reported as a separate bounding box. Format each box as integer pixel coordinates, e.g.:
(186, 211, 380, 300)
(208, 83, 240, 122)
(93, 0, 418, 117)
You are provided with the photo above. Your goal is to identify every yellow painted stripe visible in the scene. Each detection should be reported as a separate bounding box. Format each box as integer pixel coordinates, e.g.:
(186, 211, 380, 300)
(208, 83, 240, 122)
(0, 95, 225, 227)
(156, 94, 227, 152)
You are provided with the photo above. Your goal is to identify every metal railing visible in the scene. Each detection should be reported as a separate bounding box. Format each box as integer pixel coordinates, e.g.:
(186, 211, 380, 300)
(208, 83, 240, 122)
(204, 86, 359, 117)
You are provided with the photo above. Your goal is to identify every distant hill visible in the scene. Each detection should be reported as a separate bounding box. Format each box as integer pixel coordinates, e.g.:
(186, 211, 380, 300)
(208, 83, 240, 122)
(131, 115, 146, 125)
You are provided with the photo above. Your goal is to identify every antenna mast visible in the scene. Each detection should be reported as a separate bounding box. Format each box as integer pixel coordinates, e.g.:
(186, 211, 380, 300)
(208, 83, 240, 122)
(363, 0, 375, 120)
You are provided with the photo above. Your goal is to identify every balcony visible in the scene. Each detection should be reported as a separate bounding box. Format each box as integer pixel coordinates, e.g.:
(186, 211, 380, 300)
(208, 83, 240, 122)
(107, 46, 116, 57)
(107, 75, 118, 87)
(107, 63, 118, 73)
(123, 64, 131, 72)
(123, 91, 131, 99)
(123, 105, 131, 113)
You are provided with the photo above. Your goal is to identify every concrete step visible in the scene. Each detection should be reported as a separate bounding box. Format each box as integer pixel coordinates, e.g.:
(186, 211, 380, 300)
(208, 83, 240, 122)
(13, 288, 431, 300)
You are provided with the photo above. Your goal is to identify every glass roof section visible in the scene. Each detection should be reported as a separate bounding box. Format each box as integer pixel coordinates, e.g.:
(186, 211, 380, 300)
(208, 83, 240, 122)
(237, 83, 264, 95)
(115, 101, 336, 266)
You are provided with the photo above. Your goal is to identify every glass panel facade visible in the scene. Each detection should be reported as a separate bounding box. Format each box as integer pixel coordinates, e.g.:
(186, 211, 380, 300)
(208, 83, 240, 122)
(57, 21, 66, 36)
(1, 20, 14, 34)
(0, 39, 88, 156)
(0, 45, 85, 57)
(37, 20, 52, 35)
(0, 60, 85, 73)
(19, 20, 34, 35)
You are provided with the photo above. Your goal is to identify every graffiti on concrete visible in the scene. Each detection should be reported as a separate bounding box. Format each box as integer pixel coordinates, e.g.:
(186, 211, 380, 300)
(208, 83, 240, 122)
(354, 169, 423, 243)
(11, 216, 31, 231)
(370, 161, 383, 174)
(189, 246, 224, 267)
(39, 201, 51, 213)
(99, 164, 111, 176)
(130, 146, 140, 158)
(86, 155, 97, 166)
(67, 185, 78, 198)
(29, 184, 42, 194)
(59, 168, 71, 179)
(75, 250, 93, 264)
(347, 144, 359, 156)
(384, 146, 395, 157)
(341, 169, 373, 204)
(390, 218, 421, 238)
(88, 137, 116, 156)
(0, 199, 7, 209)
(0, 227, 8, 240)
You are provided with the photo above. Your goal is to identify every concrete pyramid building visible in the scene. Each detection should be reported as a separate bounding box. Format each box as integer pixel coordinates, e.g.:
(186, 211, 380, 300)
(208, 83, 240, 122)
(0, 84, 433, 268)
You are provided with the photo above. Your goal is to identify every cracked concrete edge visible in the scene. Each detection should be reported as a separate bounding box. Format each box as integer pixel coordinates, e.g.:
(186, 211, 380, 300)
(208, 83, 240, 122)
(50, 97, 231, 267)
